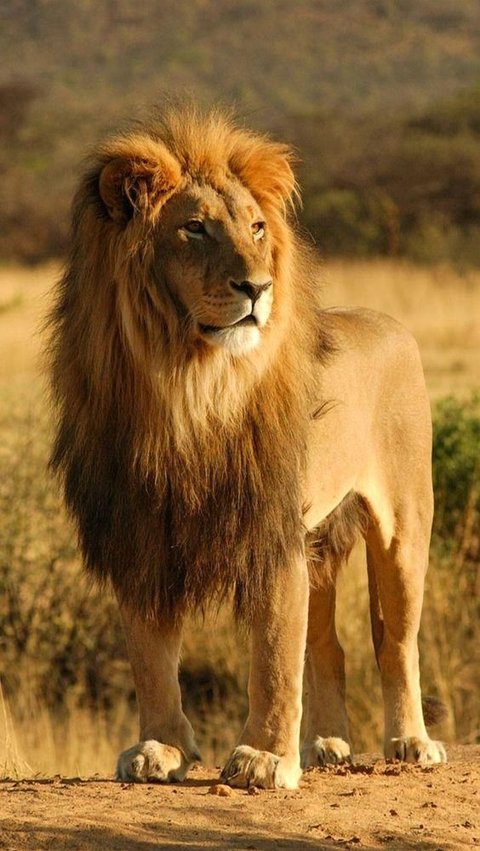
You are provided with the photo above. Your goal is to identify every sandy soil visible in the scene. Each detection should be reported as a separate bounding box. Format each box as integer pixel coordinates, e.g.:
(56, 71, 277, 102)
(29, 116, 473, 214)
(1, 745, 478, 850)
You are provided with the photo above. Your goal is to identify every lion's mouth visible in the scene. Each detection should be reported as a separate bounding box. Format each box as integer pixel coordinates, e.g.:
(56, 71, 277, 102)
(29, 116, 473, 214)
(199, 315, 258, 334)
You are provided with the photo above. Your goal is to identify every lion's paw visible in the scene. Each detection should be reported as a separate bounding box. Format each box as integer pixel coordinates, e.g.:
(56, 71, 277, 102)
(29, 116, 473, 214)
(301, 736, 352, 768)
(221, 745, 301, 790)
(116, 740, 196, 783)
(386, 736, 447, 764)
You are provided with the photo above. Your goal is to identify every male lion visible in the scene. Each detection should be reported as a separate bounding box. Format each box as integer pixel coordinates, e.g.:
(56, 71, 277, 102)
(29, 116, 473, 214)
(48, 106, 446, 789)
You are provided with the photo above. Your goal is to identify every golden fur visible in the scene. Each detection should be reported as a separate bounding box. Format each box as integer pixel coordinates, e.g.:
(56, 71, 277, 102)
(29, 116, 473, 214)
(48, 106, 337, 622)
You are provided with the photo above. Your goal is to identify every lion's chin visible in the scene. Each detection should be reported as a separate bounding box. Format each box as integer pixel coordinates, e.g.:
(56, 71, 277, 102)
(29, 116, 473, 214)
(199, 324, 262, 356)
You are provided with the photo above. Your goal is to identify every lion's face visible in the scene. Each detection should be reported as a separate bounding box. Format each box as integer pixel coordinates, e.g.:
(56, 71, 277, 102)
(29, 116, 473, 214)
(97, 125, 296, 360)
(154, 179, 274, 355)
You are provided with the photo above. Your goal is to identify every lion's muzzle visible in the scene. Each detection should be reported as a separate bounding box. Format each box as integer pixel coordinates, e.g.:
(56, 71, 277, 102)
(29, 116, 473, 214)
(229, 278, 273, 307)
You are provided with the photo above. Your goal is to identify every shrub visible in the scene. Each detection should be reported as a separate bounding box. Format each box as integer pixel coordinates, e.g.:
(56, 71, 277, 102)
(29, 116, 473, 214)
(432, 394, 480, 567)
(420, 395, 480, 743)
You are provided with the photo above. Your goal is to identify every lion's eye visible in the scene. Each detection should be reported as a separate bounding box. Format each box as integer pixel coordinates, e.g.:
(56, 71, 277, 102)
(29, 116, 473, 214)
(252, 221, 265, 241)
(184, 220, 205, 235)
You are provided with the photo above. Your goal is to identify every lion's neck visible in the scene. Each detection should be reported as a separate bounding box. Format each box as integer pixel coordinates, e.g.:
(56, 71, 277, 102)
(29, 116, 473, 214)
(159, 348, 265, 446)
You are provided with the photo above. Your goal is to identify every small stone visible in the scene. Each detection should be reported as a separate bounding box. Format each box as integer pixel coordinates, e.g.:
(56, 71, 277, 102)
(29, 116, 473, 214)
(208, 783, 233, 797)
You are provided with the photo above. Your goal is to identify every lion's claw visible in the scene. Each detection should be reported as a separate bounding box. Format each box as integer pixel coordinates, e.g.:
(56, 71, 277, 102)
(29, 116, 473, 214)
(116, 740, 194, 783)
(221, 745, 300, 789)
(301, 736, 352, 768)
(386, 736, 447, 764)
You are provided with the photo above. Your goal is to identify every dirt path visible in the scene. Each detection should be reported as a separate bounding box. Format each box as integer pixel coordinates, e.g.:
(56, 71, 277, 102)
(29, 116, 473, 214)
(1, 745, 478, 850)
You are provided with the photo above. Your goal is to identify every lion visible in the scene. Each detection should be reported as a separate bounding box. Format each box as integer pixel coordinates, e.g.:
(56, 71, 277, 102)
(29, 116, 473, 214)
(47, 105, 446, 789)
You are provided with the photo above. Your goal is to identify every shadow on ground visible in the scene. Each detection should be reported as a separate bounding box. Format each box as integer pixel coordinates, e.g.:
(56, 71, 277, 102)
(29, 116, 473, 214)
(1, 818, 461, 851)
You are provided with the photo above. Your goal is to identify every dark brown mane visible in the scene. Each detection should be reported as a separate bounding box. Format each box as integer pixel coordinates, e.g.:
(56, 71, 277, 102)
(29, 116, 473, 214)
(47, 107, 333, 622)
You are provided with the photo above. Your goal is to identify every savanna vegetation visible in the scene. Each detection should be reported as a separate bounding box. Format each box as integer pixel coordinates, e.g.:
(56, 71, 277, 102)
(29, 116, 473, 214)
(2, 0, 480, 264)
(0, 261, 478, 777)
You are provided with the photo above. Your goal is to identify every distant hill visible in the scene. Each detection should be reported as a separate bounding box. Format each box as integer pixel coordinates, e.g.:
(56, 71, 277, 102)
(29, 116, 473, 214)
(3, 0, 480, 117)
(2, 0, 480, 262)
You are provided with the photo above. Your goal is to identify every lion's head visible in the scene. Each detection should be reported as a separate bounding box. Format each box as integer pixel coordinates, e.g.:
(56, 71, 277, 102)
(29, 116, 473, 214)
(92, 109, 298, 361)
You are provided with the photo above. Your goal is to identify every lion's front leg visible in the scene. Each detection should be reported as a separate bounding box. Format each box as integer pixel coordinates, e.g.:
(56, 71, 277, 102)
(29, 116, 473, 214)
(116, 604, 200, 783)
(221, 556, 309, 790)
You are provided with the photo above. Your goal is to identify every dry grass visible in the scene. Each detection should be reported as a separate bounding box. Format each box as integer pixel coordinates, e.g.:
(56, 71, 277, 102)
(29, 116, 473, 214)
(0, 263, 57, 384)
(0, 692, 136, 778)
(0, 259, 478, 777)
(322, 258, 480, 399)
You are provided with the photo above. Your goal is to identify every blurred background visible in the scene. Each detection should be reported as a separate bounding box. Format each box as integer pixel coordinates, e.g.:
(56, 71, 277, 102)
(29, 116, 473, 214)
(0, 0, 478, 776)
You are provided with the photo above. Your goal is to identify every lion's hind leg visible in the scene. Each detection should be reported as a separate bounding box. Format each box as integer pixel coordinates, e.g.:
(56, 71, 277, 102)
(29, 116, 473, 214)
(116, 605, 201, 783)
(366, 504, 446, 765)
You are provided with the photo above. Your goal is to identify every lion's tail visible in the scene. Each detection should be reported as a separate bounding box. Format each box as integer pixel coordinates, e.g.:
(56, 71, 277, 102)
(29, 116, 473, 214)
(366, 555, 447, 728)
(421, 695, 448, 726)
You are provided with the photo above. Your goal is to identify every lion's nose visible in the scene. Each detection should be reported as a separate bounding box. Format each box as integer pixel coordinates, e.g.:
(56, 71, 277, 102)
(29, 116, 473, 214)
(229, 279, 272, 306)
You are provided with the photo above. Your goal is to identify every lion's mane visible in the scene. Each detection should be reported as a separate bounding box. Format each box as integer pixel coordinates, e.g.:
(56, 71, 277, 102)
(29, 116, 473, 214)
(48, 107, 332, 621)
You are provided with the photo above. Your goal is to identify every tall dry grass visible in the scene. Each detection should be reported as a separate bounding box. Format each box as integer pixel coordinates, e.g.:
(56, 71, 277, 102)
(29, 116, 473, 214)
(0, 259, 478, 776)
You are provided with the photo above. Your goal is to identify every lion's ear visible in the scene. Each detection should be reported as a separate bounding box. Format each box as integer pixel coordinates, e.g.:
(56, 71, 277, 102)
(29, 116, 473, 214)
(99, 148, 181, 224)
(229, 140, 299, 213)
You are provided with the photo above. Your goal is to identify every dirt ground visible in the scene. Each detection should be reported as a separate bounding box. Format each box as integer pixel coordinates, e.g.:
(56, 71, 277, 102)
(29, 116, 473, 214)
(1, 745, 478, 851)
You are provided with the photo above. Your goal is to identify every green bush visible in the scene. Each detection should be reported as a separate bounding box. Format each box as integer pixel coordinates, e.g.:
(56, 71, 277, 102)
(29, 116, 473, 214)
(419, 394, 480, 743)
(432, 394, 480, 566)
(295, 88, 480, 265)
(303, 189, 392, 257)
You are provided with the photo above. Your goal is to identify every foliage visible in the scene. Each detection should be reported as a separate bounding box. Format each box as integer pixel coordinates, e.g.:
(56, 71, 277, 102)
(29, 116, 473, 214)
(2, 2, 480, 262)
(295, 90, 480, 265)
(432, 394, 480, 565)
(418, 395, 480, 743)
